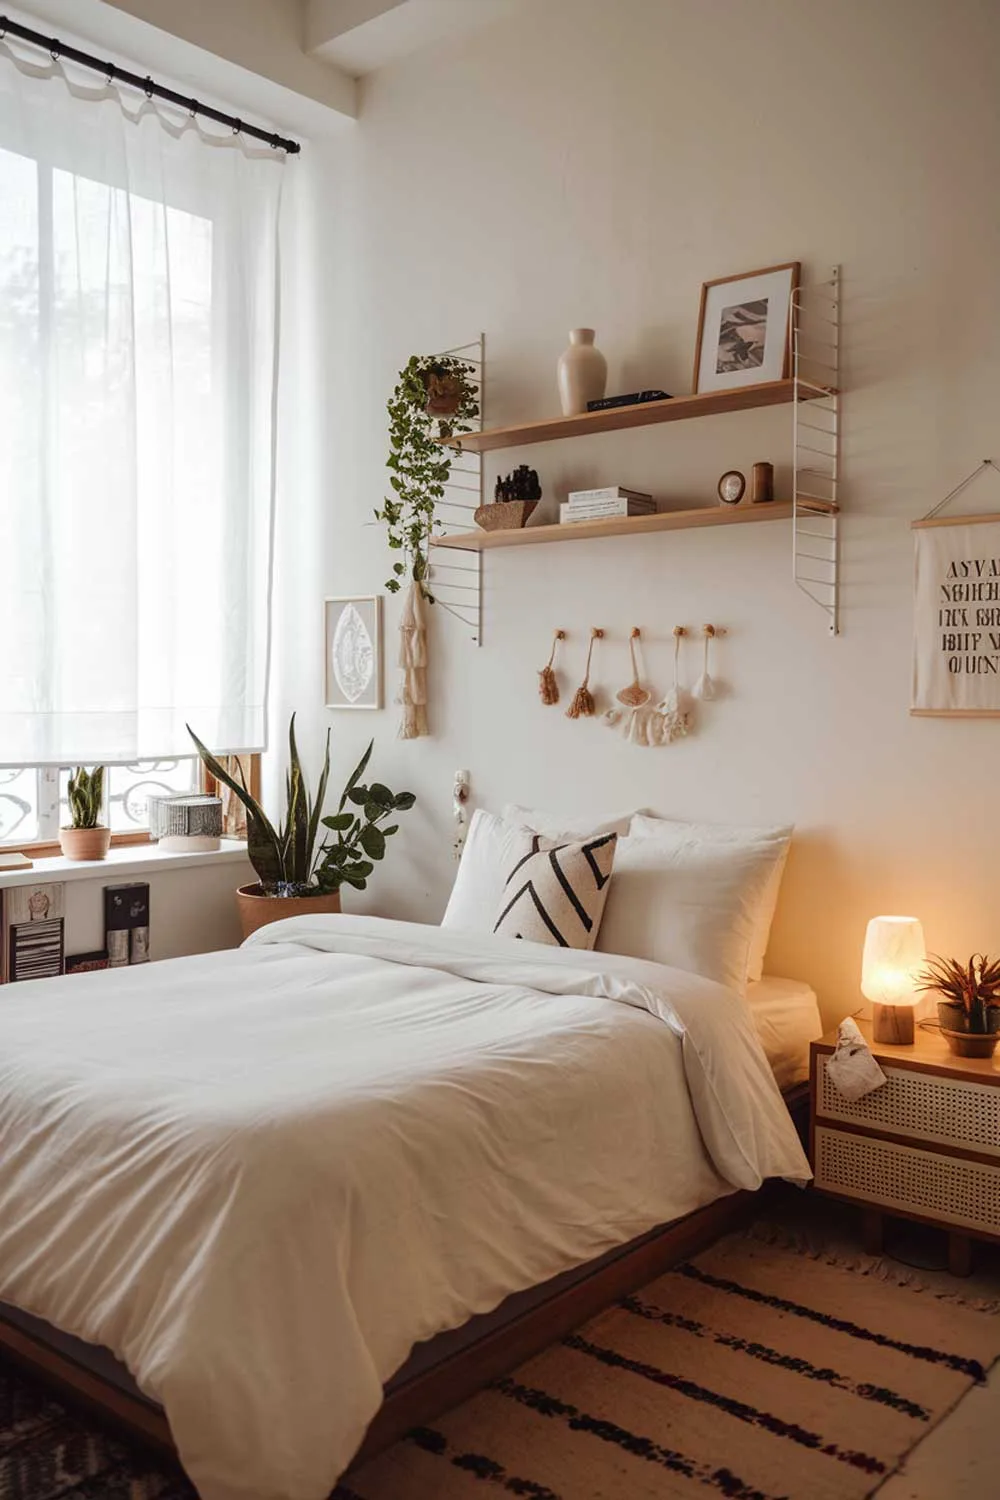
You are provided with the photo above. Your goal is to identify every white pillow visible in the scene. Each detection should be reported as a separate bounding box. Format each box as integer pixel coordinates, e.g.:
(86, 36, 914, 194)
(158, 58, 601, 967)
(502, 804, 633, 840)
(628, 814, 792, 983)
(444, 807, 629, 934)
(596, 829, 791, 996)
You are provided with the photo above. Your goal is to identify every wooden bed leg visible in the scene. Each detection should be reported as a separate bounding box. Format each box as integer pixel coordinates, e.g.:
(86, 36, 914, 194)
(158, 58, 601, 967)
(861, 1208, 884, 1256)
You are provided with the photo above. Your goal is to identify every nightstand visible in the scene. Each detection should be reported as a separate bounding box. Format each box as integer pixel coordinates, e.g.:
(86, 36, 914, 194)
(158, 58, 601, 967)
(810, 1018, 1000, 1276)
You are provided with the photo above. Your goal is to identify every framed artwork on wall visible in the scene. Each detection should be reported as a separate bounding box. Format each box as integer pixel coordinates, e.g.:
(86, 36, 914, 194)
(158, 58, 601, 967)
(912, 513, 1000, 717)
(693, 262, 799, 394)
(324, 595, 382, 710)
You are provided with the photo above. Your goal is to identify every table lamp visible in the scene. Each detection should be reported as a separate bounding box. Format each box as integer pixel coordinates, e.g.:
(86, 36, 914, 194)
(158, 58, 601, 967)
(861, 915, 926, 1044)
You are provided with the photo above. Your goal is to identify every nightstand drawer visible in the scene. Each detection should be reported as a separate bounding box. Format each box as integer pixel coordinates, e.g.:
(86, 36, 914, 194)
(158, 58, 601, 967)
(816, 1054, 1000, 1158)
(815, 1126, 1000, 1237)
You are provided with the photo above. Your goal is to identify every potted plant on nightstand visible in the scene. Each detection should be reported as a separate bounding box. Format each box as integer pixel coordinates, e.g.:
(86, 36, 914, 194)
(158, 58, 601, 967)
(916, 953, 1000, 1058)
(59, 766, 111, 861)
(188, 716, 415, 939)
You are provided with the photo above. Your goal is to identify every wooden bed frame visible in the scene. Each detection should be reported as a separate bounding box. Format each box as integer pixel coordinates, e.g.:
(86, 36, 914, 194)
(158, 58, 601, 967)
(0, 1084, 808, 1478)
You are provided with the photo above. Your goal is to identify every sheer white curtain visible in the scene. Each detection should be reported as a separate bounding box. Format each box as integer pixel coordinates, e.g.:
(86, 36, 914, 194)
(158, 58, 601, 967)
(0, 43, 284, 764)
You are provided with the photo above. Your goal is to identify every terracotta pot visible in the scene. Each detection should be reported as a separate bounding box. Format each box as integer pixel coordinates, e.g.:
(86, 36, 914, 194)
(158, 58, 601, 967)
(236, 883, 341, 940)
(59, 826, 111, 861)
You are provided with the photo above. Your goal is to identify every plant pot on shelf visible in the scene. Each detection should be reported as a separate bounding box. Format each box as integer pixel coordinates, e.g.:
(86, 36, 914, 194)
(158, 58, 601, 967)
(474, 500, 538, 532)
(236, 884, 341, 941)
(422, 370, 464, 418)
(59, 826, 111, 861)
(937, 1000, 1000, 1058)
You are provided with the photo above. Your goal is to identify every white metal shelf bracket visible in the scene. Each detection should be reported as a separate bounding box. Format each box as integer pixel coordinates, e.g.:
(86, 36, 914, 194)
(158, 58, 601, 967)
(426, 335, 485, 646)
(792, 267, 841, 635)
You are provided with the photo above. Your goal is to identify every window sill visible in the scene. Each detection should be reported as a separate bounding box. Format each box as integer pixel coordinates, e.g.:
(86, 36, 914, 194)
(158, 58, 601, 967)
(0, 841, 250, 890)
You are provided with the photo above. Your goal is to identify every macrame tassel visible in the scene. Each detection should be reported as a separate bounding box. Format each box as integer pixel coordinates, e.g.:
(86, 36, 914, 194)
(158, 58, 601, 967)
(616, 628, 651, 707)
(538, 629, 565, 705)
(566, 627, 602, 719)
(653, 627, 691, 743)
(397, 580, 429, 740)
(693, 623, 718, 701)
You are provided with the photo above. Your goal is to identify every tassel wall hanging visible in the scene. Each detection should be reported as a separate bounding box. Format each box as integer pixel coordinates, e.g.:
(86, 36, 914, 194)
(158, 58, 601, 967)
(617, 628, 652, 709)
(538, 629, 566, 705)
(651, 626, 691, 743)
(397, 580, 429, 739)
(693, 623, 720, 700)
(566, 628, 603, 718)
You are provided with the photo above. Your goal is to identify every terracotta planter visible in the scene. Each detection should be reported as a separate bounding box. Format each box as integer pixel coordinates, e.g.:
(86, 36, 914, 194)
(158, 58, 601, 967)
(937, 1000, 1000, 1058)
(236, 883, 341, 940)
(59, 826, 111, 861)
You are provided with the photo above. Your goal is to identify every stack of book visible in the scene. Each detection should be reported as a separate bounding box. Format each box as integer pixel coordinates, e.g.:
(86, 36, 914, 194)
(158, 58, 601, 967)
(559, 486, 657, 524)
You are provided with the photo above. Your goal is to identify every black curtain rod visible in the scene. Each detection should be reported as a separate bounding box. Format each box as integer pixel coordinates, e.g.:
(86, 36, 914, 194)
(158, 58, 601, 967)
(0, 15, 301, 154)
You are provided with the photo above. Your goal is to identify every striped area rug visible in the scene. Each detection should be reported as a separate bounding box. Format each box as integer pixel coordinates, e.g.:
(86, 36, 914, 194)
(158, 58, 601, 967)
(339, 1227, 1000, 1500)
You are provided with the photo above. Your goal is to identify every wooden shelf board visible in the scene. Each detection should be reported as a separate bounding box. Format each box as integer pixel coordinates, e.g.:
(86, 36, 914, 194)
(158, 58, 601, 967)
(430, 499, 837, 551)
(437, 378, 836, 454)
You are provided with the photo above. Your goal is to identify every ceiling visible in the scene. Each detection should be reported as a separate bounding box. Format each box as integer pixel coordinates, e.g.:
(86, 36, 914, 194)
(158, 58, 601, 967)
(306, 0, 525, 78)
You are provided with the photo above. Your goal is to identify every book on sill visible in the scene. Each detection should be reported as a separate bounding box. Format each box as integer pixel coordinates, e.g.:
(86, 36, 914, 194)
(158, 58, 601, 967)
(560, 499, 659, 524)
(565, 486, 654, 504)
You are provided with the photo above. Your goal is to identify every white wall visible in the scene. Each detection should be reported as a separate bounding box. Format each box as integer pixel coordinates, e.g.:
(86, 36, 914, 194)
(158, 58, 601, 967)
(274, 0, 1000, 1026)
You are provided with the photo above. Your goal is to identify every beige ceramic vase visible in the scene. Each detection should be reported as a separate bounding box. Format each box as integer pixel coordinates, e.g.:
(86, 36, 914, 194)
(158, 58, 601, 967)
(59, 826, 111, 861)
(236, 884, 342, 940)
(557, 328, 607, 416)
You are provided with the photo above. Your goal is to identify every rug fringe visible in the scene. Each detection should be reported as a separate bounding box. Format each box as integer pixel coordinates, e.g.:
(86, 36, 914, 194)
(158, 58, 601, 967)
(739, 1219, 1000, 1314)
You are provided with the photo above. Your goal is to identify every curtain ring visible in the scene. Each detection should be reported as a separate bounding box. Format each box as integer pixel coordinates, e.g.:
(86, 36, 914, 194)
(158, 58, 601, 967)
(105, 63, 116, 84)
(189, 98, 198, 118)
(233, 119, 243, 135)
(143, 75, 154, 98)
(49, 44, 62, 61)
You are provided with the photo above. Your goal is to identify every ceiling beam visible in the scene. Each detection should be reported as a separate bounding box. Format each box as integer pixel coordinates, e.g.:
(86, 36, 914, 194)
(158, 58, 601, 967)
(305, 0, 408, 54)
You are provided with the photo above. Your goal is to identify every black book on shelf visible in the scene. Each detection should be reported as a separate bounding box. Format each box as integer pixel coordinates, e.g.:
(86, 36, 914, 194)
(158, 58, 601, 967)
(586, 389, 671, 412)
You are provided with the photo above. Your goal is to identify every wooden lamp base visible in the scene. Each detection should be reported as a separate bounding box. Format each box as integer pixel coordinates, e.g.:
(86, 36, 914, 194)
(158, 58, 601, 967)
(872, 1002, 915, 1045)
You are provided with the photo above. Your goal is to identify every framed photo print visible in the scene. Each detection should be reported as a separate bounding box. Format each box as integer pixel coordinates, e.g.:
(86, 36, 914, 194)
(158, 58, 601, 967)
(324, 595, 382, 710)
(693, 262, 799, 394)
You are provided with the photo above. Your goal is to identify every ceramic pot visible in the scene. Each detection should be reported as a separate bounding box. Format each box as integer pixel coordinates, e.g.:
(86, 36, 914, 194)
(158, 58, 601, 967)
(937, 1000, 1000, 1057)
(557, 329, 607, 416)
(236, 883, 341, 940)
(59, 826, 111, 861)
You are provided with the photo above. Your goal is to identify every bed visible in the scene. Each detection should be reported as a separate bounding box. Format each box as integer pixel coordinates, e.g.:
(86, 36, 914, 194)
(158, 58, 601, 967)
(0, 913, 810, 1500)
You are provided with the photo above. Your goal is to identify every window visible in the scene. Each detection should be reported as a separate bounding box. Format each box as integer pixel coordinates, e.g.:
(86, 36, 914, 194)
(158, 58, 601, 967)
(0, 761, 200, 846)
(0, 57, 282, 769)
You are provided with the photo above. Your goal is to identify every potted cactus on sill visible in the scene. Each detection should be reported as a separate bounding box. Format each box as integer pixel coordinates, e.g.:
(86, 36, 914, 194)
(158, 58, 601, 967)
(60, 766, 111, 861)
(916, 953, 1000, 1058)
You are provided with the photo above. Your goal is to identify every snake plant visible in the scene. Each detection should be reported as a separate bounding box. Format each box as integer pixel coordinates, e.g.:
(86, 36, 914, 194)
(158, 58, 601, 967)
(66, 766, 105, 829)
(187, 716, 415, 896)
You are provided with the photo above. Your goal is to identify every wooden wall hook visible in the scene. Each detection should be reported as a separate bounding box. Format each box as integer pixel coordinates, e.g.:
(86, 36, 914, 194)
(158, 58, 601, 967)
(702, 624, 728, 637)
(673, 625, 687, 638)
(554, 629, 566, 640)
(592, 627, 604, 639)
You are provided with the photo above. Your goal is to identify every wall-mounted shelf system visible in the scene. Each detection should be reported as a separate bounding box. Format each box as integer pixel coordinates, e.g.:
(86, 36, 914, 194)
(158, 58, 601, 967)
(424, 337, 485, 644)
(427, 270, 842, 638)
(433, 377, 812, 455)
(432, 498, 836, 551)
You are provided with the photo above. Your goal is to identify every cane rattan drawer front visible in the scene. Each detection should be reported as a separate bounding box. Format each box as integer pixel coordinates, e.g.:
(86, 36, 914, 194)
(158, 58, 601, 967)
(816, 1055, 1000, 1158)
(814, 1126, 1000, 1237)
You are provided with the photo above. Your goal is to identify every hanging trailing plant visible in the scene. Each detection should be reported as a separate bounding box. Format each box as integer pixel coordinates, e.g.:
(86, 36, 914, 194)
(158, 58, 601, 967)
(376, 354, 479, 599)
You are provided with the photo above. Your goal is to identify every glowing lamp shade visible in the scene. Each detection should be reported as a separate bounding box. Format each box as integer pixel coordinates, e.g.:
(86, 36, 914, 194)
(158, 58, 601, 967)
(861, 915, 926, 1044)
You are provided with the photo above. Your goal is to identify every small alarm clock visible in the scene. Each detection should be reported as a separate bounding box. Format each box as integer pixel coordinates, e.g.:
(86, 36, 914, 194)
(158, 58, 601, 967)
(717, 470, 746, 506)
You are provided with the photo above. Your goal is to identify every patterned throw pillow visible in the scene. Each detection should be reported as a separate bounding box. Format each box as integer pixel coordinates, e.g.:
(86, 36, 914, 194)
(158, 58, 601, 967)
(492, 831, 618, 950)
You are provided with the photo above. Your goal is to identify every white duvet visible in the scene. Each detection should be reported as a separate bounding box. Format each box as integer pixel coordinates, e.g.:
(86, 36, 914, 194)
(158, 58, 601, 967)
(0, 916, 809, 1500)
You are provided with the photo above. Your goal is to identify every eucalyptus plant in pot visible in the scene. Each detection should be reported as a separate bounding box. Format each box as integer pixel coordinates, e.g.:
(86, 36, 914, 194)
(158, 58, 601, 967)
(188, 717, 415, 939)
(916, 953, 1000, 1058)
(375, 353, 479, 599)
(60, 766, 111, 861)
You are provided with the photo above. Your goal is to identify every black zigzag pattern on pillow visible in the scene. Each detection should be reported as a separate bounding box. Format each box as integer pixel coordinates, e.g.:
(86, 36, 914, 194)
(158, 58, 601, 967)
(493, 832, 617, 948)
